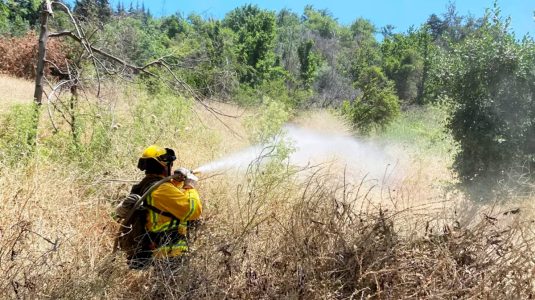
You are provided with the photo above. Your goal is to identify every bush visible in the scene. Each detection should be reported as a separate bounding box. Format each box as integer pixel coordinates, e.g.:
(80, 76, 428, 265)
(244, 96, 291, 144)
(443, 11, 535, 199)
(342, 66, 400, 134)
(0, 103, 39, 166)
(379, 104, 454, 155)
(37, 85, 193, 173)
(234, 79, 309, 109)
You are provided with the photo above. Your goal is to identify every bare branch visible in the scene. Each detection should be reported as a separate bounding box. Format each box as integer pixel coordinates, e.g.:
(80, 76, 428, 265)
(45, 79, 71, 133)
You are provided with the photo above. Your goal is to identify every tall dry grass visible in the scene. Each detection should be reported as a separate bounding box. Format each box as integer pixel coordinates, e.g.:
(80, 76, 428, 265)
(2, 160, 533, 299)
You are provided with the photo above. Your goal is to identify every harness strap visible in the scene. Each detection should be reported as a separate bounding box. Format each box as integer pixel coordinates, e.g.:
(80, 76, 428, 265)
(141, 180, 181, 228)
(144, 203, 180, 224)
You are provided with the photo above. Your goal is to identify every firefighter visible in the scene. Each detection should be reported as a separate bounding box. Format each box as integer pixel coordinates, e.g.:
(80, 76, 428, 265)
(133, 145, 203, 260)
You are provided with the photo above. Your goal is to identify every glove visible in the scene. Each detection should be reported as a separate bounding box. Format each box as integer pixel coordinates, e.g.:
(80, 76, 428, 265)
(173, 167, 189, 182)
(184, 173, 197, 189)
(174, 167, 199, 189)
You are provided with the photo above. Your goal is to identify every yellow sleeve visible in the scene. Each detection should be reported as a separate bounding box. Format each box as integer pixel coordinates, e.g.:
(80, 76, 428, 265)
(151, 182, 202, 221)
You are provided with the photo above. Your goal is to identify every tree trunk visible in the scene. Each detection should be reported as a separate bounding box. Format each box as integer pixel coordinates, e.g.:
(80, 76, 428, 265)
(34, 0, 53, 105)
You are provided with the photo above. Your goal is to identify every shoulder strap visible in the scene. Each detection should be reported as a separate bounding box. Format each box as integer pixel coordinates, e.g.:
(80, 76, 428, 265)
(144, 203, 180, 221)
(142, 179, 181, 226)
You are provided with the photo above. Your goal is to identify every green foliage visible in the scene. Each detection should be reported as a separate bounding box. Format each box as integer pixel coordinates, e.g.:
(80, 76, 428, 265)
(160, 14, 190, 39)
(38, 86, 192, 171)
(129, 89, 191, 147)
(245, 97, 291, 144)
(342, 66, 400, 134)
(234, 76, 309, 109)
(223, 4, 277, 87)
(348, 39, 381, 83)
(275, 9, 302, 80)
(302, 5, 338, 39)
(0, 2, 9, 34)
(242, 97, 295, 204)
(350, 18, 376, 44)
(297, 39, 321, 88)
(0, 104, 39, 166)
(101, 16, 168, 65)
(443, 8, 535, 198)
(74, 0, 97, 21)
(177, 19, 239, 98)
(74, 0, 112, 23)
(381, 30, 420, 103)
(379, 105, 454, 155)
(0, 0, 40, 36)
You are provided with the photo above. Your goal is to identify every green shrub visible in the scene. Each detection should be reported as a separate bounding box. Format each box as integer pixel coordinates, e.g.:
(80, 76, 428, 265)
(443, 10, 535, 199)
(245, 96, 291, 145)
(244, 96, 295, 186)
(0, 104, 39, 166)
(36, 85, 193, 174)
(223, 4, 277, 87)
(379, 104, 454, 155)
(342, 66, 400, 134)
(234, 78, 309, 109)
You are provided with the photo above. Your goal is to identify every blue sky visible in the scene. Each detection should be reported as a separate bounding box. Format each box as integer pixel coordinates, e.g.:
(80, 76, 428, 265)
(115, 0, 533, 38)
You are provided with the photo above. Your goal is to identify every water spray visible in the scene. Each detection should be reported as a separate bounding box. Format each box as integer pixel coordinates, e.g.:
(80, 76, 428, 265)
(190, 125, 400, 182)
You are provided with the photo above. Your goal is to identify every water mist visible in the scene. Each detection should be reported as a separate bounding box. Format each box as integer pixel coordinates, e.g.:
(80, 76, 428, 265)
(194, 124, 401, 183)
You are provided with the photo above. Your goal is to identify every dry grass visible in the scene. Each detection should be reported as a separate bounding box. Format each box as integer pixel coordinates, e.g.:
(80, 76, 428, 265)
(1, 80, 534, 299)
(3, 160, 533, 299)
(0, 75, 34, 111)
(292, 109, 352, 136)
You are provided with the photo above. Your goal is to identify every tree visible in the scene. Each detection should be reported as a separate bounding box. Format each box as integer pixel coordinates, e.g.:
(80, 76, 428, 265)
(97, 0, 112, 22)
(302, 5, 337, 39)
(12, 0, 41, 27)
(348, 38, 381, 83)
(275, 8, 301, 79)
(160, 14, 189, 39)
(0, 0, 41, 35)
(414, 25, 437, 104)
(297, 39, 321, 88)
(350, 18, 376, 44)
(381, 24, 395, 40)
(444, 7, 535, 199)
(342, 66, 400, 133)
(182, 18, 238, 98)
(74, 0, 98, 21)
(381, 30, 425, 104)
(223, 4, 277, 86)
(426, 14, 446, 40)
(0, 1, 10, 34)
(116, 1, 125, 16)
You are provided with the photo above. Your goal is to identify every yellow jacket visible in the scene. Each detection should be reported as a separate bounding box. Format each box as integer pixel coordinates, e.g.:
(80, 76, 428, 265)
(145, 181, 202, 257)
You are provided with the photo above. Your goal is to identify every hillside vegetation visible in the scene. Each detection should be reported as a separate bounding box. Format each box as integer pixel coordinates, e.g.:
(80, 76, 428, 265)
(1, 82, 533, 298)
(0, 1, 534, 299)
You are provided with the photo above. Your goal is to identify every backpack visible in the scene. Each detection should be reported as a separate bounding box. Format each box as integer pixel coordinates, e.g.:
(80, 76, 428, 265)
(114, 174, 178, 269)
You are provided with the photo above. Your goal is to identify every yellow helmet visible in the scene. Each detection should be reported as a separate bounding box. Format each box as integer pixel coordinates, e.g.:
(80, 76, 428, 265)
(141, 145, 167, 159)
(137, 145, 176, 173)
